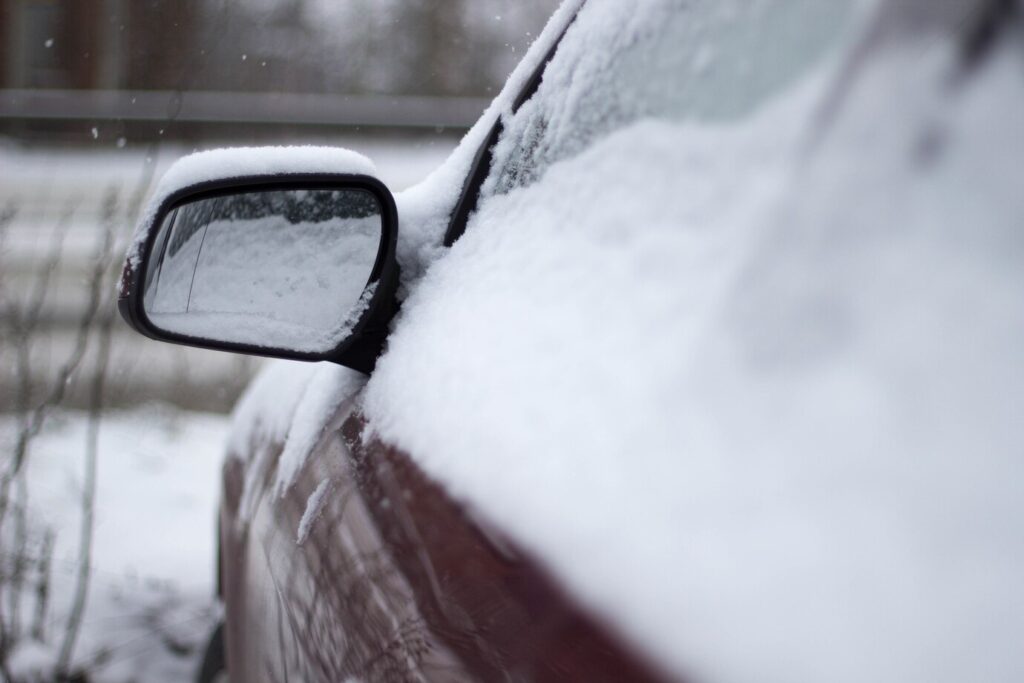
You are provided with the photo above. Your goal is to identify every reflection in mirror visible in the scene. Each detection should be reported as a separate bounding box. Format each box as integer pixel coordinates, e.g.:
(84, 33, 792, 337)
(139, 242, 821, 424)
(143, 187, 382, 353)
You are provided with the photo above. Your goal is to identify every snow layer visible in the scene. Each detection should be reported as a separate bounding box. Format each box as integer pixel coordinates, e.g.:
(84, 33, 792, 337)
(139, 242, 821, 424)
(3, 408, 230, 682)
(364, 13, 1024, 683)
(273, 363, 364, 494)
(297, 478, 332, 544)
(8, 639, 56, 683)
(228, 360, 365, 523)
(127, 146, 377, 268)
(388, 0, 585, 288)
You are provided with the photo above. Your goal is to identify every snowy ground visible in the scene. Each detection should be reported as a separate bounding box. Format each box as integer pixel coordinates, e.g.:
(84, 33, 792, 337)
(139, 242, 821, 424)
(1, 407, 231, 682)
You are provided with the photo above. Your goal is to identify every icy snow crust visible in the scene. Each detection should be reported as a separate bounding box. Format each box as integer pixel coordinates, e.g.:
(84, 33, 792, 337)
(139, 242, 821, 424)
(127, 146, 377, 268)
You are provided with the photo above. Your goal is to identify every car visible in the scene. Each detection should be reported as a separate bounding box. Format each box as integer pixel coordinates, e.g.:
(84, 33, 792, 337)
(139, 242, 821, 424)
(118, 0, 1024, 681)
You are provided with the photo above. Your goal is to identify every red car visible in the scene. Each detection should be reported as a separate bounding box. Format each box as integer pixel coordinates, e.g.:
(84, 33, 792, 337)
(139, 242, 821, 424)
(120, 1, 1024, 681)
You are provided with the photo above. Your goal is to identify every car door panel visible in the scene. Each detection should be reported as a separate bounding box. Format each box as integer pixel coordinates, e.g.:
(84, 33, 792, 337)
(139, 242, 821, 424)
(220, 393, 669, 682)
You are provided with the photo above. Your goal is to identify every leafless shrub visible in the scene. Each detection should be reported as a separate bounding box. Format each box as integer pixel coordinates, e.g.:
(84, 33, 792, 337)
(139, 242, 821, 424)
(0, 132, 165, 679)
(0, 187, 119, 680)
(30, 530, 55, 644)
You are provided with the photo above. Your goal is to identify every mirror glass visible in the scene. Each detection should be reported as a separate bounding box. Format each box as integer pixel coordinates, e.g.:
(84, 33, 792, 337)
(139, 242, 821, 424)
(142, 187, 382, 353)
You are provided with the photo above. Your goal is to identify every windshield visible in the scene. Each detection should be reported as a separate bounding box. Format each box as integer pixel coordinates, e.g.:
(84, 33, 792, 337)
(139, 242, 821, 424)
(487, 0, 863, 195)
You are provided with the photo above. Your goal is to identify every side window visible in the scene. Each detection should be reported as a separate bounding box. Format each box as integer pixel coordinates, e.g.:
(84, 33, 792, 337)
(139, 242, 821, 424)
(484, 0, 858, 197)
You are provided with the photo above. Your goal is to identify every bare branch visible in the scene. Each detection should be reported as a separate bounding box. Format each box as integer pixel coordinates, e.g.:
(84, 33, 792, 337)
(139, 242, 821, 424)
(0, 189, 114, 674)
(0, 202, 18, 346)
(22, 200, 77, 336)
(31, 530, 56, 643)
(7, 475, 29, 640)
(5, 190, 116, 482)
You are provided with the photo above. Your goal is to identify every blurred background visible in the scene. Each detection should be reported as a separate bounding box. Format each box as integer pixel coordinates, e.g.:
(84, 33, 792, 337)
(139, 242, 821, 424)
(1, 0, 557, 413)
(0, 2, 557, 680)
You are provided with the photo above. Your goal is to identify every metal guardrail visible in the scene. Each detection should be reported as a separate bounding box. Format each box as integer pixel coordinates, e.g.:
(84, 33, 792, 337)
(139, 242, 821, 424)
(0, 89, 490, 130)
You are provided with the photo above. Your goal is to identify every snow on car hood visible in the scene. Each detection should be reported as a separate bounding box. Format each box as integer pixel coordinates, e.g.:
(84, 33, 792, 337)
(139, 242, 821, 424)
(364, 17, 1024, 683)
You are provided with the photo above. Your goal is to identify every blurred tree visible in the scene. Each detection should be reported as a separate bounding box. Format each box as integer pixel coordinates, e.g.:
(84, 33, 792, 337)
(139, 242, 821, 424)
(0, 0, 559, 96)
(124, 1, 201, 90)
(0, 0, 111, 89)
(334, 0, 559, 96)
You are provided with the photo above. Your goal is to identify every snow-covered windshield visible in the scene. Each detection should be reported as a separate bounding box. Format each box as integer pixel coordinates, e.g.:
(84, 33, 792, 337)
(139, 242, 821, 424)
(144, 188, 381, 352)
(487, 0, 860, 195)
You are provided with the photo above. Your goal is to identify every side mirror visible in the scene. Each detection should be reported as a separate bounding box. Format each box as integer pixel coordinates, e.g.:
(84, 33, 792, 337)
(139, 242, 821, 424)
(119, 150, 399, 374)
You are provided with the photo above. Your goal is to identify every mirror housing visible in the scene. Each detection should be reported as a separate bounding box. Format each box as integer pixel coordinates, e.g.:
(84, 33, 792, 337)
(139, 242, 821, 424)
(119, 169, 399, 374)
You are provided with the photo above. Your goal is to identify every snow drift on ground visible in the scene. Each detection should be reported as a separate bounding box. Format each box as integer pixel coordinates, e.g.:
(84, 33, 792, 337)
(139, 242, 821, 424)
(3, 408, 230, 683)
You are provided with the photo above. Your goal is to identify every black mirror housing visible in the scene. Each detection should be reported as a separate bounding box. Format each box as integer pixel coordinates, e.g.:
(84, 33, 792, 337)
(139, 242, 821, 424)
(119, 172, 400, 374)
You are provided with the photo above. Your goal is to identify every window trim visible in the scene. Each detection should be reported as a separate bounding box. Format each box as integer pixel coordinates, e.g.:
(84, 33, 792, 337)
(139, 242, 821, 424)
(442, 6, 582, 247)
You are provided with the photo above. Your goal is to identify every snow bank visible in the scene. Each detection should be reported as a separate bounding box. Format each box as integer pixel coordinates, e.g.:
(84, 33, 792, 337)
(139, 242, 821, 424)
(365, 12, 1024, 683)
(6, 408, 230, 682)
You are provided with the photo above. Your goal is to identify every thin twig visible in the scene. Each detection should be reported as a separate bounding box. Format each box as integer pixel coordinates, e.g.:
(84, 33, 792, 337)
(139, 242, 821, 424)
(7, 475, 29, 640)
(31, 530, 55, 642)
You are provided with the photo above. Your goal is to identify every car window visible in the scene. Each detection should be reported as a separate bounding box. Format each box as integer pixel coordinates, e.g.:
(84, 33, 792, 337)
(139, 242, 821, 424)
(484, 0, 860, 197)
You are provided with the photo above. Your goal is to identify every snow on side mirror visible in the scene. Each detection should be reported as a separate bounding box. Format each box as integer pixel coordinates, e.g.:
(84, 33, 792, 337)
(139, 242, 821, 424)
(119, 148, 399, 374)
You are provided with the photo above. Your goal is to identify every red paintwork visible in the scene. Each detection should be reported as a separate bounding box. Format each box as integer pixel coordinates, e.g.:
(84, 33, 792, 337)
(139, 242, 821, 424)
(219, 395, 674, 682)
